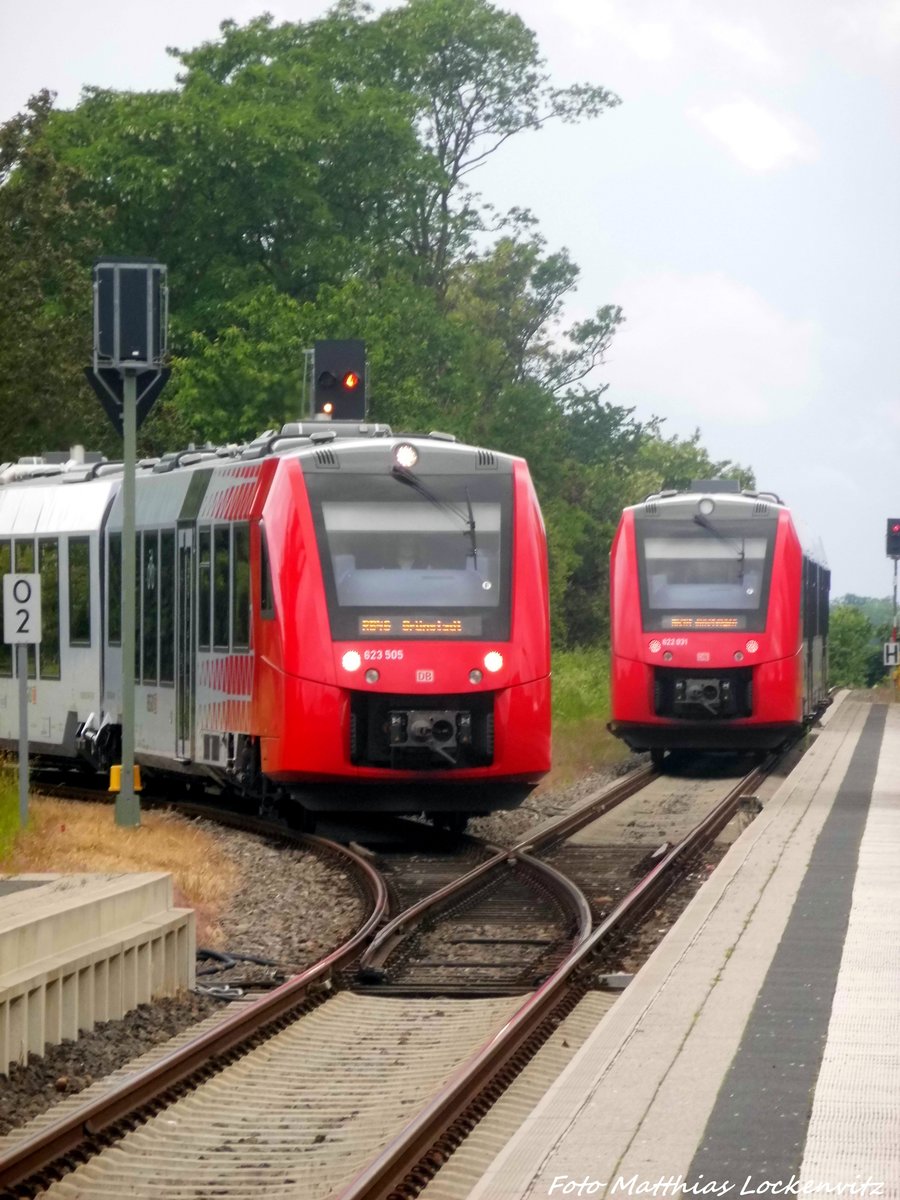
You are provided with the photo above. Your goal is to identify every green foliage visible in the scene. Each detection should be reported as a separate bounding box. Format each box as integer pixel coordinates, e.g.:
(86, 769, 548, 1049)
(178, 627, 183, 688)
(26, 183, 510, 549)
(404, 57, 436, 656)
(829, 605, 883, 688)
(0, 759, 19, 862)
(552, 645, 612, 723)
(0, 0, 753, 650)
(833, 594, 895, 630)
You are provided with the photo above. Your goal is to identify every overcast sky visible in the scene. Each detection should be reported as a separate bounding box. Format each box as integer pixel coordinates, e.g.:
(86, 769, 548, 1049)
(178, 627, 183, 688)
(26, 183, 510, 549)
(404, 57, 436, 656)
(2, 0, 898, 598)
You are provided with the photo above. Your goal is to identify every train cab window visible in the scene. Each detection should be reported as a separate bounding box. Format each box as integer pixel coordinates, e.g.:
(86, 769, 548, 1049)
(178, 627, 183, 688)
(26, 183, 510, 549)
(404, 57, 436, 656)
(198, 527, 211, 651)
(108, 532, 122, 645)
(68, 538, 91, 646)
(636, 518, 777, 633)
(305, 472, 513, 641)
(39, 539, 61, 680)
(232, 524, 250, 650)
(142, 531, 159, 685)
(159, 530, 175, 684)
(213, 526, 231, 650)
(260, 525, 274, 620)
(0, 540, 11, 676)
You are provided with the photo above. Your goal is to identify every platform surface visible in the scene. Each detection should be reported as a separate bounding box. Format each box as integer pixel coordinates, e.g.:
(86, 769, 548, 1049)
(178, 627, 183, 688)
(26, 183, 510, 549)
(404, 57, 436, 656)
(467, 695, 900, 1199)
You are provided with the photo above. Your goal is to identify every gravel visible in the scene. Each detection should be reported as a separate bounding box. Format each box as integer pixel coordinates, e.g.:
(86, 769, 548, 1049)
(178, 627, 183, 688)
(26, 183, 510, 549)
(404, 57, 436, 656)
(0, 763, 639, 1139)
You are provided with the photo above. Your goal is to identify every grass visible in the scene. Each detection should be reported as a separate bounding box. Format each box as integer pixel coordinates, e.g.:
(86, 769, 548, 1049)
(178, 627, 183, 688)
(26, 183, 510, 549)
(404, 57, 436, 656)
(0, 758, 19, 861)
(542, 644, 630, 790)
(0, 794, 239, 946)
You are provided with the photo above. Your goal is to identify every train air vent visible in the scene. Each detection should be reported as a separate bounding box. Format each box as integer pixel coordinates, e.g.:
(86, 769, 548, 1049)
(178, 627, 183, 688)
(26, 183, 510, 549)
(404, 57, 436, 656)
(754, 502, 769, 515)
(644, 502, 658, 515)
(477, 450, 497, 469)
(315, 448, 339, 468)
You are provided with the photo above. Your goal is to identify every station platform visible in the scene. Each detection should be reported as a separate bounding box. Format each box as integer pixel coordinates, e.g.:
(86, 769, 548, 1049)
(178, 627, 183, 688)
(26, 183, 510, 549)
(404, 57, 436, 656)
(0, 872, 195, 1075)
(466, 693, 900, 1199)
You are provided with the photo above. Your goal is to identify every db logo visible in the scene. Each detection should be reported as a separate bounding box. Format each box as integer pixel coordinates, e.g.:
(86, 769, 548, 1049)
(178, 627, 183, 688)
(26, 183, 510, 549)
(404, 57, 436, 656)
(416, 669, 434, 682)
(697, 652, 710, 662)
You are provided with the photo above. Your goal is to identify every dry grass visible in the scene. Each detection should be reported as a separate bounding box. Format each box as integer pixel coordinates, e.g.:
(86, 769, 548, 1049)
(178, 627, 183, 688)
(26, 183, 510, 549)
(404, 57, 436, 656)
(1, 796, 240, 946)
(537, 717, 631, 792)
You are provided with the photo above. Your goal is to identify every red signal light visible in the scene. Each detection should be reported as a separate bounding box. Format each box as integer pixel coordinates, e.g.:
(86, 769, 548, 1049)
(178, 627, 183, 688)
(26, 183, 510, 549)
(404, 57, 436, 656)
(341, 371, 360, 390)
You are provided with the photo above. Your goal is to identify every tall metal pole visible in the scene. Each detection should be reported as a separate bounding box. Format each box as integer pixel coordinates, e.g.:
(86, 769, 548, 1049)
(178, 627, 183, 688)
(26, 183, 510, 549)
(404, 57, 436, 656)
(17, 643, 28, 826)
(117, 368, 140, 826)
(893, 558, 898, 704)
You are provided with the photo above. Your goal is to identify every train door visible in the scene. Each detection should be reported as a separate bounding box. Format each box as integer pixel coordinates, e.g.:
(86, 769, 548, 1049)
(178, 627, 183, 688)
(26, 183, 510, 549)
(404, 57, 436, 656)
(176, 525, 195, 760)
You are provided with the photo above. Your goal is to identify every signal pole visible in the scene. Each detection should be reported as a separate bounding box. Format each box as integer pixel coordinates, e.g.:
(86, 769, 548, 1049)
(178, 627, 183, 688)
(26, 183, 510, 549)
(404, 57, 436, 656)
(119, 368, 139, 825)
(86, 258, 169, 826)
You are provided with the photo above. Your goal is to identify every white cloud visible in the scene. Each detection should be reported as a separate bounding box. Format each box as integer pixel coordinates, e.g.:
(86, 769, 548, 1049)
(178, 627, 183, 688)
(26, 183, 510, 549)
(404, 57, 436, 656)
(707, 22, 781, 70)
(689, 97, 818, 172)
(604, 272, 822, 428)
(552, 0, 674, 60)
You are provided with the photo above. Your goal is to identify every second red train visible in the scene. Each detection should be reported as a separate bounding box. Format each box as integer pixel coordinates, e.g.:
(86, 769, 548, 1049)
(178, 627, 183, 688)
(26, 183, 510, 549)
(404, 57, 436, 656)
(608, 480, 829, 763)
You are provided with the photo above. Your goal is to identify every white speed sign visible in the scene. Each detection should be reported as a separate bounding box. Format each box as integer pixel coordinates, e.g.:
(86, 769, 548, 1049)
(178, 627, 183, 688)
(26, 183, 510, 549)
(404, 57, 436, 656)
(3, 574, 42, 644)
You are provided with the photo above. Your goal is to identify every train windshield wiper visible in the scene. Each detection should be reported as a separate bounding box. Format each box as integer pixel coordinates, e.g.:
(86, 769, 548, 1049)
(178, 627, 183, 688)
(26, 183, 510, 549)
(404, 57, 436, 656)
(391, 466, 478, 566)
(693, 513, 746, 579)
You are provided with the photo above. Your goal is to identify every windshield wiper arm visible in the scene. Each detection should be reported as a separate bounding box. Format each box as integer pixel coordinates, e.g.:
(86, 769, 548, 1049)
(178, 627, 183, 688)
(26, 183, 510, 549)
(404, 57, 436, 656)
(464, 486, 477, 568)
(693, 513, 746, 579)
(391, 466, 478, 563)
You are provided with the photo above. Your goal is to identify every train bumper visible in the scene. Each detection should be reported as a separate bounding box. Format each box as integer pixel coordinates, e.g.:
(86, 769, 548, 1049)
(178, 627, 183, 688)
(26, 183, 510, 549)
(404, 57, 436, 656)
(608, 720, 800, 753)
(261, 673, 550, 811)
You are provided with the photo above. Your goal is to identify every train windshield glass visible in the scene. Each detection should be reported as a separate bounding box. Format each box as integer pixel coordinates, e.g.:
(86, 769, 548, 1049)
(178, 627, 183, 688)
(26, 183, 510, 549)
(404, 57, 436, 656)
(307, 472, 512, 639)
(637, 520, 776, 631)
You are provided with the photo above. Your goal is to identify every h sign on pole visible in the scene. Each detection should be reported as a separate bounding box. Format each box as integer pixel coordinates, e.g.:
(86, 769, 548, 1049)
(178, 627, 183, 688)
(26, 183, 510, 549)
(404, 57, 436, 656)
(884, 642, 900, 668)
(3, 573, 41, 827)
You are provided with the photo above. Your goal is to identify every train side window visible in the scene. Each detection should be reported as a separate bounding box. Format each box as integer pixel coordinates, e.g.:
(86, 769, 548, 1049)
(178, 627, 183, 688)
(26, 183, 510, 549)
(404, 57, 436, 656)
(69, 537, 91, 646)
(260, 525, 275, 619)
(0, 540, 11, 676)
(213, 526, 231, 650)
(159, 530, 175, 684)
(142, 530, 159, 685)
(232, 523, 250, 650)
(198, 527, 211, 651)
(39, 538, 61, 680)
(14, 539, 36, 678)
(108, 532, 122, 645)
(820, 568, 830, 636)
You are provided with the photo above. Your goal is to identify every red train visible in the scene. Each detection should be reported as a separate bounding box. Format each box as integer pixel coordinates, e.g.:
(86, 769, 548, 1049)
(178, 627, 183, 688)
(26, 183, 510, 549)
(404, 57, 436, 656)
(0, 423, 551, 828)
(608, 481, 829, 763)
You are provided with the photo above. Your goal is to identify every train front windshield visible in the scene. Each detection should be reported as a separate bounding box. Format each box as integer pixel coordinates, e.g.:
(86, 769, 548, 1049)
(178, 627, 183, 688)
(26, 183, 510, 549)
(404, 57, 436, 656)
(307, 473, 512, 639)
(636, 518, 777, 632)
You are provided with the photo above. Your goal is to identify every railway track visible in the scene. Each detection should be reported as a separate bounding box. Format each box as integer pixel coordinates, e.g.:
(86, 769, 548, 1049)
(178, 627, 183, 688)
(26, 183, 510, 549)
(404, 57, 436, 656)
(0, 752, 782, 1198)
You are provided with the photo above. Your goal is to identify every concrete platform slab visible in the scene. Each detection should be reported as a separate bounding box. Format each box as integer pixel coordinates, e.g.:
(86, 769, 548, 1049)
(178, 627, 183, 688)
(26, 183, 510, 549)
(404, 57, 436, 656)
(0, 872, 195, 1074)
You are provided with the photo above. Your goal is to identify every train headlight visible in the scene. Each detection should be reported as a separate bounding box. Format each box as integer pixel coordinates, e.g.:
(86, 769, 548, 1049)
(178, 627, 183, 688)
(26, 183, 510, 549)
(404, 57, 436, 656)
(648, 639, 662, 654)
(733, 651, 744, 662)
(365, 668, 379, 683)
(663, 651, 673, 661)
(469, 668, 483, 684)
(394, 443, 418, 470)
(483, 651, 504, 673)
(342, 650, 362, 672)
(746, 639, 759, 654)
(698, 498, 715, 516)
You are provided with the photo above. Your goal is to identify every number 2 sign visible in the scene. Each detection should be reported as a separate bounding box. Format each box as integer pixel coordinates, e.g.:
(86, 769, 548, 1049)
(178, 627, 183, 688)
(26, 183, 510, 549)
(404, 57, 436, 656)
(3, 574, 42, 645)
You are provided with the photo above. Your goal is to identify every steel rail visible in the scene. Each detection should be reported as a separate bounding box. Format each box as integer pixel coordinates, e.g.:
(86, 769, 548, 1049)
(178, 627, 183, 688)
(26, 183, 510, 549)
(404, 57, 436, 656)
(332, 759, 770, 1200)
(359, 763, 655, 973)
(0, 835, 389, 1193)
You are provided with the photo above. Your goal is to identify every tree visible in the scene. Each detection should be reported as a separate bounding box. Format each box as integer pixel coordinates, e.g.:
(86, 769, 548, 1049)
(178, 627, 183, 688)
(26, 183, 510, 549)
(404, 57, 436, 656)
(367, 0, 620, 294)
(0, 92, 113, 460)
(829, 605, 875, 688)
